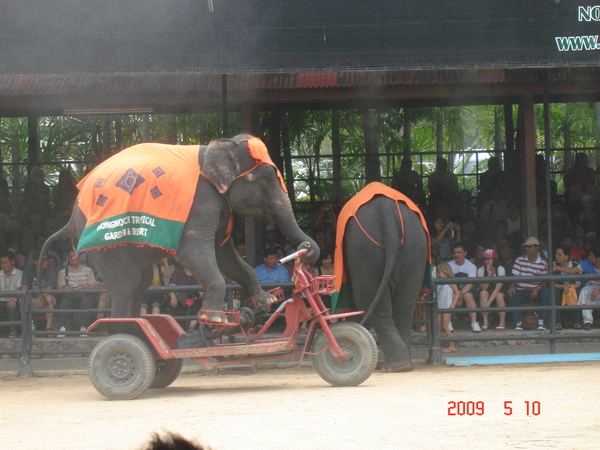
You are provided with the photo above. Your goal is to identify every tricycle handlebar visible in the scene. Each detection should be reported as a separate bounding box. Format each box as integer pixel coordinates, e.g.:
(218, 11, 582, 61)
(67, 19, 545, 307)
(279, 248, 308, 265)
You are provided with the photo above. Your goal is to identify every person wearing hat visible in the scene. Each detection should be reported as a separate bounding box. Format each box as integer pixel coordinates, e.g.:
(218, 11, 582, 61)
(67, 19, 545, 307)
(507, 237, 549, 331)
(477, 249, 507, 331)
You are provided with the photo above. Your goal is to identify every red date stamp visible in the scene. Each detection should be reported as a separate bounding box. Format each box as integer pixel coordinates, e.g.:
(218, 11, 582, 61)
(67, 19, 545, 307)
(447, 401, 541, 416)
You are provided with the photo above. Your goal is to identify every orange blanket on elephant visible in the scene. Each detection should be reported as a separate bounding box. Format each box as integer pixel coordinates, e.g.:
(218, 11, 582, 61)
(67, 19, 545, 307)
(331, 182, 431, 311)
(76, 144, 200, 254)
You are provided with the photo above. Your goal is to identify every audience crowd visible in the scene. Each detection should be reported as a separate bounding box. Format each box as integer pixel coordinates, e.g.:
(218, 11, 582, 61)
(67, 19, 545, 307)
(2, 152, 600, 339)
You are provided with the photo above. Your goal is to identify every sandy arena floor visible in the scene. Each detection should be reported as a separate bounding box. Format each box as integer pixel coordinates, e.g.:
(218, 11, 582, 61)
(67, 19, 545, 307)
(0, 361, 597, 449)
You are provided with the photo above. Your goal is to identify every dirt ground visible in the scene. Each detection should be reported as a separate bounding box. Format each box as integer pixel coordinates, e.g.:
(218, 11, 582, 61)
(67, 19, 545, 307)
(0, 361, 598, 449)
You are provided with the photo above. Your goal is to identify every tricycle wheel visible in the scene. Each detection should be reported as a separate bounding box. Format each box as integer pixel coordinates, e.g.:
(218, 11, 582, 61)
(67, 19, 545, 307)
(313, 322, 377, 387)
(88, 333, 156, 400)
(150, 359, 184, 389)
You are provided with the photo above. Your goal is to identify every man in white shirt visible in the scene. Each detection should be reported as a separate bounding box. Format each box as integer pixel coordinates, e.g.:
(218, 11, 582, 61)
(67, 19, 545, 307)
(448, 243, 481, 332)
(57, 250, 97, 335)
(0, 251, 23, 338)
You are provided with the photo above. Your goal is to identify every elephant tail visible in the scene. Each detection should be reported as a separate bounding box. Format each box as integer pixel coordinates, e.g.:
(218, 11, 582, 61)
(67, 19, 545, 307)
(37, 205, 82, 298)
(359, 245, 400, 326)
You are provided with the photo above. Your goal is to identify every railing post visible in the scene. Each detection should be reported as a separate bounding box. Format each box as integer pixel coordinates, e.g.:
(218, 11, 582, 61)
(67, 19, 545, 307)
(19, 291, 32, 377)
(428, 281, 442, 365)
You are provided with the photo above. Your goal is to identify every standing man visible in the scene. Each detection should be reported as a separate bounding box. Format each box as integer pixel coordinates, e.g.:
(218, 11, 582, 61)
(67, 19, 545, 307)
(448, 243, 481, 332)
(254, 248, 290, 284)
(57, 250, 97, 335)
(0, 251, 22, 338)
(508, 237, 549, 331)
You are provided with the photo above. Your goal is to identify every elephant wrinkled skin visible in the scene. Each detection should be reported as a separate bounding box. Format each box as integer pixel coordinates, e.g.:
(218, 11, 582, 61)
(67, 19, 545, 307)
(40, 135, 318, 323)
(336, 183, 429, 372)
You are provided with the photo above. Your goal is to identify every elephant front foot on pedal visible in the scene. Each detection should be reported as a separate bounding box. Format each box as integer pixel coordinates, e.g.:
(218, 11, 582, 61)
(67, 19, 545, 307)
(198, 310, 241, 325)
(244, 288, 285, 309)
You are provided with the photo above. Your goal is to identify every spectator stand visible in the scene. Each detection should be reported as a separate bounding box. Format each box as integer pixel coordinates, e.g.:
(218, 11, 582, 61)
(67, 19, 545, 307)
(429, 272, 600, 365)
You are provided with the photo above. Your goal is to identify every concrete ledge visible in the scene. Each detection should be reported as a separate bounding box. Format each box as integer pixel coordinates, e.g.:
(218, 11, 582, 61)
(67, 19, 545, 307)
(445, 352, 600, 366)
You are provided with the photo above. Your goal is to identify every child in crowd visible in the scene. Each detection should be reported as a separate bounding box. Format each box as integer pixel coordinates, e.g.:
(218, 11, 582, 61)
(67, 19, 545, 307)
(436, 262, 459, 353)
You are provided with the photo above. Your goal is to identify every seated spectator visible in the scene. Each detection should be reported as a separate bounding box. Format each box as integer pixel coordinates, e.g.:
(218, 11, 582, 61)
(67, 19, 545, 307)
(391, 156, 426, 207)
(56, 250, 98, 336)
(575, 194, 600, 234)
(436, 262, 459, 353)
(478, 156, 507, 207)
(564, 152, 596, 192)
(453, 189, 475, 224)
(21, 252, 57, 335)
(310, 203, 336, 244)
(141, 259, 171, 315)
(312, 227, 334, 252)
(254, 248, 290, 284)
(507, 237, 549, 331)
(0, 250, 22, 338)
(430, 216, 456, 265)
(52, 168, 78, 229)
(312, 249, 334, 309)
(540, 202, 573, 240)
(264, 224, 284, 252)
(0, 174, 12, 218)
(6, 239, 26, 270)
(22, 166, 51, 222)
(448, 243, 481, 332)
(505, 201, 521, 238)
(470, 244, 486, 269)
(554, 245, 600, 330)
(458, 219, 478, 258)
(548, 245, 580, 330)
(478, 187, 508, 236)
(569, 223, 593, 262)
(567, 170, 599, 204)
(490, 219, 509, 252)
(428, 157, 459, 208)
(477, 249, 506, 331)
(167, 263, 202, 331)
(498, 240, 515, 274)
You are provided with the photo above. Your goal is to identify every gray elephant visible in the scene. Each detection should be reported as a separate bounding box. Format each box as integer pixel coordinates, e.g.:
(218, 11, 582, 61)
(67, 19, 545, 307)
(332, 182, 431, 372)
(40, 134, 318, 324)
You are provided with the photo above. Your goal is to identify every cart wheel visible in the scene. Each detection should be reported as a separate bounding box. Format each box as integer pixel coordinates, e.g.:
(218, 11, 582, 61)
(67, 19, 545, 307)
(89, 334, 156, 400)
(313, 322, 377, 387)
(150, 359, 184, 389)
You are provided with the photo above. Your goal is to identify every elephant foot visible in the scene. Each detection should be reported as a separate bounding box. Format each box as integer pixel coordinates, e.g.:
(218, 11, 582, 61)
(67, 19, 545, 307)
(250, 290, 281, 308)
(382, 362, 413, 373)
(199, 310, 230, 325)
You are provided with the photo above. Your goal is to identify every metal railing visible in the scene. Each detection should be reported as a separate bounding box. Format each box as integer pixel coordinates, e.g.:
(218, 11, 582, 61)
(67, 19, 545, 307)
(0, 282, 296, 376)
(428, 272, 600, 364)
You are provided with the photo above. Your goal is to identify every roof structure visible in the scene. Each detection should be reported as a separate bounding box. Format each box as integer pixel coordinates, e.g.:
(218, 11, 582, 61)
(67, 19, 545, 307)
(1, 0, 599, 115)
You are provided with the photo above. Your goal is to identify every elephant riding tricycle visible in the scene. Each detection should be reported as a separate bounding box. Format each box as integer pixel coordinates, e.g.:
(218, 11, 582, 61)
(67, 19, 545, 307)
(87, 248, 378, 400)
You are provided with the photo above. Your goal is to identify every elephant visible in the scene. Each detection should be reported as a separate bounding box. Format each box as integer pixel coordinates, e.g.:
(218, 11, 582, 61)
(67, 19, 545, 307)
(332, 182, 430, 372)
(40, 134, 319, 324)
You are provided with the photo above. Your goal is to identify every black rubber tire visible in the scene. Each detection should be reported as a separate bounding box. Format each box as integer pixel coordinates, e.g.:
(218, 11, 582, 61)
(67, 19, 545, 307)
(312, 322, 378, 387)
(88, 334, 156, 400)
(150, 359, 184, 389)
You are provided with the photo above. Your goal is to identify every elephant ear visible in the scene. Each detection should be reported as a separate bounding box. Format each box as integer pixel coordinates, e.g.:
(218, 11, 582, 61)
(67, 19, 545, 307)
(202, 139, 241, 194)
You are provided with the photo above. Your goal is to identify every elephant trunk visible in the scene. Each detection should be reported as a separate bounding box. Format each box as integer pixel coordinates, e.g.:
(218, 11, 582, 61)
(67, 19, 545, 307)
(272, 203, 319, 263)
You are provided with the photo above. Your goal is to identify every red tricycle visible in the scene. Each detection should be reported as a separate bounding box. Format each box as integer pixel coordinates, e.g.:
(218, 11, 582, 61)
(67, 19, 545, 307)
(87, 248, 378, 400)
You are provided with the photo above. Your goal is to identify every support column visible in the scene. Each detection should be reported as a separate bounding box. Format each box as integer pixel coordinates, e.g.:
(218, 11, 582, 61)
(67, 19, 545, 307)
(27, 116, 39, 172)
(241, 103, 263, 268)
(363, 109, 381, 183)
(332, 110, 342, 198)
(518, 96, 538, 239)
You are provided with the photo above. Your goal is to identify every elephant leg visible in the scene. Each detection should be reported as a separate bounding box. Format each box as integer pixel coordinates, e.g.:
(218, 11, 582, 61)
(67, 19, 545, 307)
(215, 240, 262, 298)
(346, 237, 411, 371)
(129, 264, 153, 317)
(88, 247, 159, 318)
